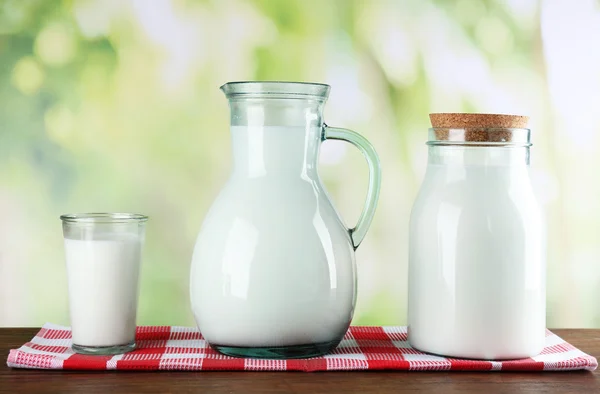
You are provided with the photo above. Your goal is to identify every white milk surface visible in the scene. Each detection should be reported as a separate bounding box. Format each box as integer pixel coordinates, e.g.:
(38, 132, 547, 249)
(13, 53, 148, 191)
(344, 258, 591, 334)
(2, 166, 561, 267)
(65, 236, 141, 347)
(408, 157, 546, 359)
(190, 126, 356, 347)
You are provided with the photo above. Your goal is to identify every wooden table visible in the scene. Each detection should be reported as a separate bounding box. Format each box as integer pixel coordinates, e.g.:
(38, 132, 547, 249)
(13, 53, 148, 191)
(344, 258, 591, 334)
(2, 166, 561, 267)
(1, 328, 598, 393)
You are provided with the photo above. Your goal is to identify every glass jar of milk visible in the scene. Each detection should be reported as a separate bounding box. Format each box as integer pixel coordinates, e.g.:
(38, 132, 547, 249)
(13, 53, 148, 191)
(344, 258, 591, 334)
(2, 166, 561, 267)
(408, 126, 546, 360)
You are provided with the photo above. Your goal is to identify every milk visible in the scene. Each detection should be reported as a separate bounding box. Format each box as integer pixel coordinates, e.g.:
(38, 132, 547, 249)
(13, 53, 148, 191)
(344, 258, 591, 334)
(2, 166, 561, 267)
(408, 147, 546, 359)
(190, 126, 356, 348)
(65, 236, 142, 347)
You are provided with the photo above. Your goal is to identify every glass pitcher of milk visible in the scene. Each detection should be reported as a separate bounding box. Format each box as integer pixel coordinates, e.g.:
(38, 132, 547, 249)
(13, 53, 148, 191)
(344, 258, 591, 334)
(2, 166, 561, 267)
(408, 121, 546, 360)
(190, 81, 381, 359)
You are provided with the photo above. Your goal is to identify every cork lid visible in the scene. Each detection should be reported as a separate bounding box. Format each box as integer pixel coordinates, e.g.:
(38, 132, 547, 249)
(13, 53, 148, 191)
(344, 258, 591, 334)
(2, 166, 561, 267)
(429, 113, 530, 145)
(429, 113, 529, 129)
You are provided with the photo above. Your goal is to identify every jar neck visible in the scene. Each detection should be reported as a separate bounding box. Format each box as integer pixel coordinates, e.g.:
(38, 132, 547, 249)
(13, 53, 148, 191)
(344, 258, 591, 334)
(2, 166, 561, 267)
(427, 145, 530, 167)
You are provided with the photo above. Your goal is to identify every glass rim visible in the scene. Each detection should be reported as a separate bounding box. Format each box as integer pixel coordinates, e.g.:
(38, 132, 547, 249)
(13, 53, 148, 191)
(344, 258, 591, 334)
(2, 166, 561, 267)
(427, 127, 532, 147)
(220, 81, 331, 100)
(60, 213, 148, 223)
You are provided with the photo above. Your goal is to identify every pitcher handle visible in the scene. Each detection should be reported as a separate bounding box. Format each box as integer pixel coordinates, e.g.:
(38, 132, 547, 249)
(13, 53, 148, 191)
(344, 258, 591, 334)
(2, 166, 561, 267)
(323, 124, 381, 250)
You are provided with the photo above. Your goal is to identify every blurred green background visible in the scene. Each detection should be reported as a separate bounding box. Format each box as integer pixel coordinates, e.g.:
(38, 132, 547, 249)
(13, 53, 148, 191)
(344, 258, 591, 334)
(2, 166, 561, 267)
(1, 0, 599, 328)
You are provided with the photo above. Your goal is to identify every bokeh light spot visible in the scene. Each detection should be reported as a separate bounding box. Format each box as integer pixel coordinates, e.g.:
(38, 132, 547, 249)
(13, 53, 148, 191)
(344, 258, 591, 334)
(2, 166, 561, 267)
(11, 56, 45, 95)
(34, 23, 77, 66)
(475, 16, 514, 56)
(45, 104, 75, 146)
(455, 0, 486, 25)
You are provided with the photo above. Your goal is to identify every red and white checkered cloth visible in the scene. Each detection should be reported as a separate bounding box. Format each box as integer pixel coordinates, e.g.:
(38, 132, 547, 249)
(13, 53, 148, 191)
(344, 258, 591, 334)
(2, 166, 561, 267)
(7, 324, 597, 372)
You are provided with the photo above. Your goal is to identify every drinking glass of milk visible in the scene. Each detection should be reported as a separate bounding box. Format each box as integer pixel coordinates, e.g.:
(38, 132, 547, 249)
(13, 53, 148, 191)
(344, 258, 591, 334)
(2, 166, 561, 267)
(61, 213, 147, 355)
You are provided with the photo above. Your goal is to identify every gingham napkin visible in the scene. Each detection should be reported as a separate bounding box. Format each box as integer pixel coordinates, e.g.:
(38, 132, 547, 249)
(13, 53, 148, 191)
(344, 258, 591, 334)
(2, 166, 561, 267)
(7, 324, 597, 372)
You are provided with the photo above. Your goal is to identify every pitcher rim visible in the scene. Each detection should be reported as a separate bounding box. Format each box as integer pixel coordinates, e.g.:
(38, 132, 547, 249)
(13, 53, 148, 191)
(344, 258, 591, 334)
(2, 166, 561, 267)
(220, 81, 331, 100)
